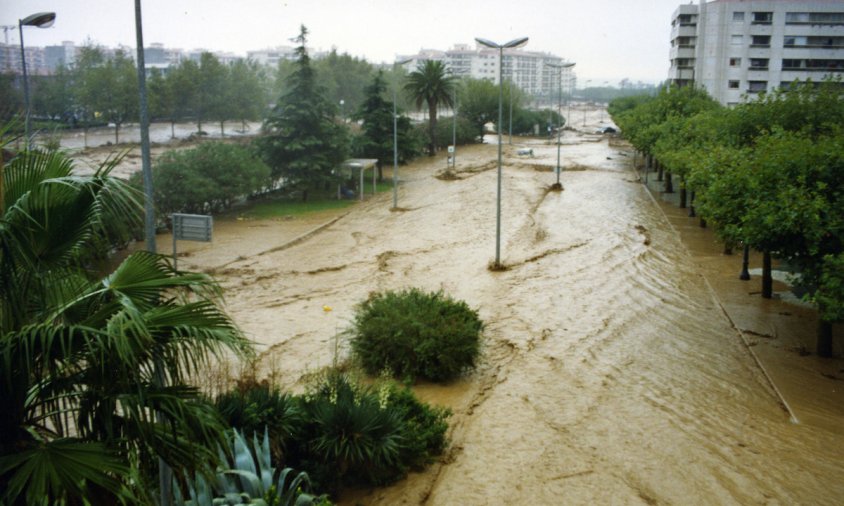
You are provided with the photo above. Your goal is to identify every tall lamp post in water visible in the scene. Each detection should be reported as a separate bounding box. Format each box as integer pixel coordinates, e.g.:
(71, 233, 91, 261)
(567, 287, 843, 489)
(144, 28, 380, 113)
(475, 36, 529, 269)
(18, 11, 56, 150)
(392, 58, 412, 209)
(545, 61, 575, 189)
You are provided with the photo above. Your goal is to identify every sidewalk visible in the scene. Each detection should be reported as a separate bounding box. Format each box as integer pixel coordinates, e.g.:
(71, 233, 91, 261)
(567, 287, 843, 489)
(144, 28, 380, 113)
(636, 163, 844, 433)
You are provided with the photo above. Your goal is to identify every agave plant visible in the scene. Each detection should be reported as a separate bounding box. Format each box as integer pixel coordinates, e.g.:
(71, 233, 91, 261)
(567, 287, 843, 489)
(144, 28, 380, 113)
(175, 428, 326, 506)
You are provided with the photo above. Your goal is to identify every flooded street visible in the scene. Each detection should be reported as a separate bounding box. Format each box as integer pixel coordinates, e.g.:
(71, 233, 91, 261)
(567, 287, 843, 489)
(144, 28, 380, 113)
(154, 112, 842, 504)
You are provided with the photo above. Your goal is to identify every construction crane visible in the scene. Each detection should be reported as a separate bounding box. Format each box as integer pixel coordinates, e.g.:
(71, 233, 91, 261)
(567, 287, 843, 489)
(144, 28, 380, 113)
(2, 25, 18, 45)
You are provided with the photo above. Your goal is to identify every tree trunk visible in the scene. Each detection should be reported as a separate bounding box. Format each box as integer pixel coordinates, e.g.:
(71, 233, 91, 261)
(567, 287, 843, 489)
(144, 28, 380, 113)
(664, 171, 673, 193)
(688, 191, 696, 217)
(220, 120, 225, 137)
(657, 160, 664, 182)
(115, 123, 120, 144)
(762, 251, 773, 299)
(723, 244, 733, 255)
(170, 120, 175, 139)
(700, 218, 707, 228)
(302, 189, 309, 202)
(377, 162, 383, 182)
(428, 102, 438, 156)
(817, 319, 833, 357)
(679, 179, 687, 208)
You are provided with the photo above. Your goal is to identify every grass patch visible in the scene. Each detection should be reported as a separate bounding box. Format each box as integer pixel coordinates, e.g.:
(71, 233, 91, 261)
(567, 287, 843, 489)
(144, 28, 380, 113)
(238, 170, 394, 220)
(240, 197, 355, 219)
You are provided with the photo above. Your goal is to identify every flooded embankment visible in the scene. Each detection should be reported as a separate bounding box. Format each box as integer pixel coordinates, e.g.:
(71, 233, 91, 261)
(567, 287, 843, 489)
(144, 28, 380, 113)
(159, 113, 843, 504)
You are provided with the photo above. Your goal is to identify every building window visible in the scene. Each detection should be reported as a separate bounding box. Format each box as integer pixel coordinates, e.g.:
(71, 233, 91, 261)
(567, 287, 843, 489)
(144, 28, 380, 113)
(678, 14, 696, 26)
(752, 12, 773, 24)
(750, 58, 769, 70)
(728, 80, 740, 89)
(786, 12, 844, 25)
(785, 36, 844, 48)
(782, 59, 802, 70)
(729, 57, 742, 67)
(733, 12, 745, 22)
(751, 35, 771, 47)
(731, 35, 743, 45)
(782, 59, 844, 71)
(748, 81, 767, 93)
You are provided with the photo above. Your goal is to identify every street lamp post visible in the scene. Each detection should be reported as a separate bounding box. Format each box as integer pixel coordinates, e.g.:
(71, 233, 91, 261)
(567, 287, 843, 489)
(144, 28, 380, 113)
(452, 86, 457, 169)
(583, 79, 592, 126)
(18, 11, 56, 150)
(392, 58, 412, 209)
(508, 70, 513, 145)
(546, 61, 575, 188)
(475, 36, 529, 268)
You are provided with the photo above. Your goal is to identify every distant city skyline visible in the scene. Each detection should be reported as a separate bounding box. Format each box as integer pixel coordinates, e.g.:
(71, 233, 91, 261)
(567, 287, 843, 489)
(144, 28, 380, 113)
(3, 0, 687, 85)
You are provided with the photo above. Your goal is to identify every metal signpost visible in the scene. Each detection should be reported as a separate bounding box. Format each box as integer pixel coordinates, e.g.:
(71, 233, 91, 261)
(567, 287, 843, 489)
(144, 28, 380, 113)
(171, 213, 213, 270)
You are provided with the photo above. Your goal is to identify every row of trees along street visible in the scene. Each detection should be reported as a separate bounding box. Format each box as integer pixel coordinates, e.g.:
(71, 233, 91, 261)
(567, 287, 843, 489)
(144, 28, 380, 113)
(610, 80, 844, 357)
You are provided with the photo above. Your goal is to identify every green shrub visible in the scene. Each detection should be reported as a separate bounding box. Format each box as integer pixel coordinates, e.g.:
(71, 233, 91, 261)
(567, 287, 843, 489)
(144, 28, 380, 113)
(130, 140, 270, 216)
(214, 381, 302, 465)
(382, 382, 450, 471)
(434, 115, 481, 147)
(350, 289, 483, 382)
(298, 372, 404, 490)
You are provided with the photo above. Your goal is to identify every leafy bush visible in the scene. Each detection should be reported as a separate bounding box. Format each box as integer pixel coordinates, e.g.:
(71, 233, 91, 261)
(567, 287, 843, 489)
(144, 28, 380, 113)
(215, 381, 302, 465)
(298, 372, 404, 490)
(130, 141, 270, 216)
(295, 371, 450, 491)
(350, 289, 484, 382)
(383, 382, 450, 471)
(512, 108, 563, 136)
(434, 115, 481, 147)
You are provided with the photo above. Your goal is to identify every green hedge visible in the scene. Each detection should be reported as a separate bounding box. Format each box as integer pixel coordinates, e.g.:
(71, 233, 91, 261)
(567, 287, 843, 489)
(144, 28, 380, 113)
(350, 288, 483, 382)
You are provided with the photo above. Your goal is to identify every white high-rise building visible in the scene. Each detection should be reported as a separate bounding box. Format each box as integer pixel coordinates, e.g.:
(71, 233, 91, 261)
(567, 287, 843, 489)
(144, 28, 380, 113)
(669, 0, 844, 105)
(399, 43, 575, 103)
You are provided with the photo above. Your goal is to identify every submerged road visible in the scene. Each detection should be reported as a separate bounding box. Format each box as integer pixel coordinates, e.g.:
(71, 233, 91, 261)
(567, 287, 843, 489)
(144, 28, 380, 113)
(183, 129, 842, 504)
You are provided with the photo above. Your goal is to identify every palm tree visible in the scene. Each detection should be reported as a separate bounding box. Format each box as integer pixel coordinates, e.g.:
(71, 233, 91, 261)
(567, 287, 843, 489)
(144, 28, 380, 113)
(0, 146, 252, 504)
(403, 60, 457, 156)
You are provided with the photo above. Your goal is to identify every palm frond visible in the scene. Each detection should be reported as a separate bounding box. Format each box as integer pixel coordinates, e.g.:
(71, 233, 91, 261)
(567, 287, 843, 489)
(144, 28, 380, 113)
(0, 438, 132, 505)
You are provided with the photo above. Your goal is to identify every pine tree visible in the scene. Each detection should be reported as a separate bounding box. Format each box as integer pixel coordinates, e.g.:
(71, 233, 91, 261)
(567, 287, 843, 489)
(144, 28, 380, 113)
(352, 70, 416, 181)
(259, 25, 349, 202)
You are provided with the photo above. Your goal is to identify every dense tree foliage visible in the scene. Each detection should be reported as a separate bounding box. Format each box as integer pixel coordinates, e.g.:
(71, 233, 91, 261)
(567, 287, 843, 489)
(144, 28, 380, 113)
(259, 25, 349, 201)
(456, 77, 532, 138)
(130, 141, 271, 216)
(611, 80, 844, 356)
(351, 70, 421, 179)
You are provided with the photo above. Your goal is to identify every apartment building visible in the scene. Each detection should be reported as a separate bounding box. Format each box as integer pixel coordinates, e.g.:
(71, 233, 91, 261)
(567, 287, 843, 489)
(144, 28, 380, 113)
(668, 0, 844, 105)
(399, 43, 575, 103)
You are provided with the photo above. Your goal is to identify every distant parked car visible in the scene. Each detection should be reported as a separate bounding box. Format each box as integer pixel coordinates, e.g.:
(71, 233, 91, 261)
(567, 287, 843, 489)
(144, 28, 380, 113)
(595, 126, 617, 134)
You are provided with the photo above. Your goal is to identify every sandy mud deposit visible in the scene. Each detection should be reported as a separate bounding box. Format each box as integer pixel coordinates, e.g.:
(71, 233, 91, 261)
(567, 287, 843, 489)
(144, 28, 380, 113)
(109, 111, 842, 504)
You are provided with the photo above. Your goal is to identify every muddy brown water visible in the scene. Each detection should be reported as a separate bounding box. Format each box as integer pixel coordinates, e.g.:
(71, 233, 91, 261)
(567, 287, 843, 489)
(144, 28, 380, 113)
(124, 111, 842, 504)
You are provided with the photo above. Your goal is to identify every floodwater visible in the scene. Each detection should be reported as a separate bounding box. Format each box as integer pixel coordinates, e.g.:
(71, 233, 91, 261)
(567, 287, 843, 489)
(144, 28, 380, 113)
(138, 106, 842, 504)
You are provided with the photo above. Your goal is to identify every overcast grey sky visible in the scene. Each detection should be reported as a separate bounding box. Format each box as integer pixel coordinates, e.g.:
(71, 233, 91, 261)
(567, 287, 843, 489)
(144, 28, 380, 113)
(3, 0, 687, 84)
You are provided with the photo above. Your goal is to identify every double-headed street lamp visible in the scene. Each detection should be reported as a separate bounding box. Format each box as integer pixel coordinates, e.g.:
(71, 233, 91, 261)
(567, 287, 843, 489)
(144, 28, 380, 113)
(18, 11, 56, 150)
(545, 61, 575, 189)
(392, 58, 412, 209)
(475, 36, 529, 269)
